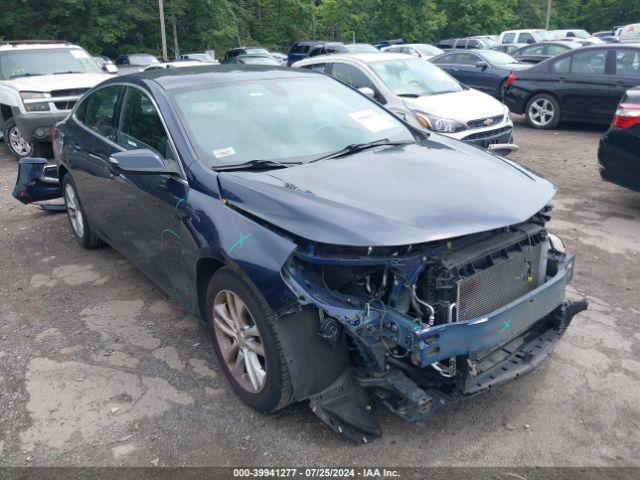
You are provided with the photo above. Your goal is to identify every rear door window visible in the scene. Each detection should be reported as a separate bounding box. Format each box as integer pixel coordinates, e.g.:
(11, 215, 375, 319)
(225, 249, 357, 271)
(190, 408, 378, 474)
(552, 56, 571, 73)
(432, 53, 455, 64)
(77, 85, 123, 139)
(519, 32, 535, 44)
(547, 44, 568, 55)
(467, 39, 480, 49)
(570, 49, 607, 74)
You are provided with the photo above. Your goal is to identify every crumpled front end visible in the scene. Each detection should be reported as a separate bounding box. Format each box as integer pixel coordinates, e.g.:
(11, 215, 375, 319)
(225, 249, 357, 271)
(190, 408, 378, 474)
(282, 209, 587, 441)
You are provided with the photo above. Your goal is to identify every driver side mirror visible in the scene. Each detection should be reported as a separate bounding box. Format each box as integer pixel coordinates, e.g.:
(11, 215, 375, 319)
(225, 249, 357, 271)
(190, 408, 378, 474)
(357, 87, 376, 98)
(527, 39, 536, 44)
(103, 64, 118, 74)
(108, 149, 178, 175)
(475, 60, 488, 69)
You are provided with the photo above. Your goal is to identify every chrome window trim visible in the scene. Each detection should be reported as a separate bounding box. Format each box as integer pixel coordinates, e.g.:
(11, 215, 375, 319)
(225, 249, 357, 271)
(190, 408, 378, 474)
(71, 81, 188, 183)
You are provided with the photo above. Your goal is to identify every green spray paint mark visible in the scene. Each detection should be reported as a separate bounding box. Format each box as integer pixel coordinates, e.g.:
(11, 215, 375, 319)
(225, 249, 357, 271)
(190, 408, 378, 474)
(499, 319, 512, 334)
(175, 198, 186, 210)
(229, 232, 253, 254)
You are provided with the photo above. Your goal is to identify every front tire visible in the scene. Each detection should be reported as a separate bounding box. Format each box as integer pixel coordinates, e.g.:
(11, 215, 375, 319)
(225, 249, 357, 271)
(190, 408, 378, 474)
(526, 93, 560, 129)
(206, 268, 294, 413)
(62, 174, 102, 249)
(3, 118, 32, 159)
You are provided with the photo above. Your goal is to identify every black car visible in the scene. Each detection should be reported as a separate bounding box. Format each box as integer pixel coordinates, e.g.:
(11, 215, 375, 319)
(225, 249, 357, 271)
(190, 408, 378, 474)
(430, 49, 531, 98)
(223, 47, 271, 62)
(504, 44, 640, 129)
(510, 41, 582, 64)
(598, 87, 640, 192)
(287, 40, 326, 65)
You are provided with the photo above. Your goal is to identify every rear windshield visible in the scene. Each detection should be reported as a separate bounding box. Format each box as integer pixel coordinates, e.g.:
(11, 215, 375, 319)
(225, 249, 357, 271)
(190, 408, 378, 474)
(481, 51, 518, 65)
(0, 48, 102, 79)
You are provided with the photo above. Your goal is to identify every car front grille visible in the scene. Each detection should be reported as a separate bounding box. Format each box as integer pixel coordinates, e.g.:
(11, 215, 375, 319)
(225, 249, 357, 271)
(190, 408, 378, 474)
(50, 88, 89, 97)
(456, 242, 544, 322)
(464, 126, 512, 141)
(467, 115, 504, 129)
(54, 101, 77, 110)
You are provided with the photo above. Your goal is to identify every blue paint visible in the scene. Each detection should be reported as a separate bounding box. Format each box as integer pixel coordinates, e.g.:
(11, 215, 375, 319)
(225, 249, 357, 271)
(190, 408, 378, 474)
(229, 232, 253, 254)
(499, 319, 512, 334)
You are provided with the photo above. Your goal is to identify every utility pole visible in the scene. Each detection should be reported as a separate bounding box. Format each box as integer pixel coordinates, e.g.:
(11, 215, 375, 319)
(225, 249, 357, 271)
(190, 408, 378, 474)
(158, 0, 168, 62)
(545, 0, 552, 30)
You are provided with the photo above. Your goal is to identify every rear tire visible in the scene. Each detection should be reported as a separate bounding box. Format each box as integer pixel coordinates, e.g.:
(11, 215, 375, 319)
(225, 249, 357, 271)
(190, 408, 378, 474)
(206, 268, 294, 413)
(525, 93, 560, 129)
(3, 118, 32, 159)
(62, 174, 102, 249)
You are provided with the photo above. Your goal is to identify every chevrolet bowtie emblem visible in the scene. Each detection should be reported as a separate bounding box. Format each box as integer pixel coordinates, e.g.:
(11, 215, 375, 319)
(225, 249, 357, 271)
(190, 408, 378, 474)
(483, 118, 495, 126)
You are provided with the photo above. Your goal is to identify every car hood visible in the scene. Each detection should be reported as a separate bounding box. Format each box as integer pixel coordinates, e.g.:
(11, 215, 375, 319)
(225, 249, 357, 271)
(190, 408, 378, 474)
(3, 73, 110, 92)
(403, 89, 505, 122)
(217, 137, 556, 247)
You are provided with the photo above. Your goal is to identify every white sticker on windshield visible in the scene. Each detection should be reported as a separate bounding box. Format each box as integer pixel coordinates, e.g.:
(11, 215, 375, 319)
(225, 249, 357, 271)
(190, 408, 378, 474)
(213, 147, 236, 158)
(70, 49, 90, 59)
(348, 109, 396, 133)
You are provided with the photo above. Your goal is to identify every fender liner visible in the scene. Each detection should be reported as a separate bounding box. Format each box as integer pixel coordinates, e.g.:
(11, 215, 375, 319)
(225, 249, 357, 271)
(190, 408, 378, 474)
(272, 307, 380, 442)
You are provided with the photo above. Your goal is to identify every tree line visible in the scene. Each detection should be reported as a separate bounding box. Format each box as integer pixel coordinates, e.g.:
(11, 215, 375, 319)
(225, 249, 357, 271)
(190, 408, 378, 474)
(0, 0, 638, 58)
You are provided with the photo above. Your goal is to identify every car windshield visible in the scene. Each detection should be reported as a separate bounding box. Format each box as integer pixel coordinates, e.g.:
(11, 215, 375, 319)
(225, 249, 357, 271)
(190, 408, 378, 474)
(129, 54, 160, 66)
(170, 76, 415, 167)
(481, 38, 497, 47)
(345, 44, 379, 53)
(245, 48, 270, 56)
(574, 30, 591, 39)
(415, 45, 443, 56)
(369, 57, 462, 96)
(481, 51, 518, 65)
(240, 56, 279, 65)
(0, 48, 102, 79)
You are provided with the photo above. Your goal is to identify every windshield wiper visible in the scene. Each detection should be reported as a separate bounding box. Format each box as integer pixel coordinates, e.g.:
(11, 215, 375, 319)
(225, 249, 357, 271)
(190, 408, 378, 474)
(397, 93, 422, 98)
(213, 159, 302, 172)
(309, 138, 413, 163)
(52, 71, 85, 75)
(9, 72, 44, 79)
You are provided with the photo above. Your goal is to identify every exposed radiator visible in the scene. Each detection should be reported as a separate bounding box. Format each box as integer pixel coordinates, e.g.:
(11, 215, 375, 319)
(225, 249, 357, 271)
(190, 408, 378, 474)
(456, 242, 546, 322)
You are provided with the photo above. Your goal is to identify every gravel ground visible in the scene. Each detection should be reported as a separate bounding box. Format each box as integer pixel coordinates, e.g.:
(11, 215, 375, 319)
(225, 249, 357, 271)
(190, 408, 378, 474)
(0, 117, 639, 468)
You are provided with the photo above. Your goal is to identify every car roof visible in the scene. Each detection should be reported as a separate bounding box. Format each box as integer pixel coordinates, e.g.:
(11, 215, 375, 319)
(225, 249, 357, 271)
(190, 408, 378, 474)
(296, 52, 411, 65)
(502, 29, 547, 33)
(0, 41, 83, 52)
(114, 65, 317, 90)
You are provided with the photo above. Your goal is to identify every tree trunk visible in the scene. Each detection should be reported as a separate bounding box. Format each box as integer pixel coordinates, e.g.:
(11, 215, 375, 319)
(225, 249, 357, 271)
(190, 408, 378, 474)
(172, 16, 179, 59)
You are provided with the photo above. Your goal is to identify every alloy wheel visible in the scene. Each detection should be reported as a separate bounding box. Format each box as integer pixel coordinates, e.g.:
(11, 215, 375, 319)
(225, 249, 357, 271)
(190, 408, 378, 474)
(8, 125, 32, 157)
(528, 98, 555, 127)
(212, 289, 267, 393)
(64, 183, 85, 238)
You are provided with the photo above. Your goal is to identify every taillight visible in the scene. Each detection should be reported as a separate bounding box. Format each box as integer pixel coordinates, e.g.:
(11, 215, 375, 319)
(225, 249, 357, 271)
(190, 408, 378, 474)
(506, 73, 517, 85)
(612, 102, 640, 128)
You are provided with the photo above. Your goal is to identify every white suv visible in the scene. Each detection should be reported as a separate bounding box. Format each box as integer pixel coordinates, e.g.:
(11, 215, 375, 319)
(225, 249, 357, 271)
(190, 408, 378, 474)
(498, 29, 556, 45)
(0, 41, 110, 158)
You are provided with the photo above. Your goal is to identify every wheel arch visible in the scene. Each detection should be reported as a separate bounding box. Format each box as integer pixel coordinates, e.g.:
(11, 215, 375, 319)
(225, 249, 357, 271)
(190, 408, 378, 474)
(196, 257, 226, 324)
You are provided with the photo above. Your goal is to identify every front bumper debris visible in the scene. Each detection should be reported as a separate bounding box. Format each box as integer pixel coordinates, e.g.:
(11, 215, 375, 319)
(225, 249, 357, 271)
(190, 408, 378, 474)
(359, 299, 587, 424)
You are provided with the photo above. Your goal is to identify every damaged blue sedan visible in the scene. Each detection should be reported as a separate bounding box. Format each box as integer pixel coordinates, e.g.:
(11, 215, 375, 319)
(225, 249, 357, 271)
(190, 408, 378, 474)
(13, 65, 587, 442)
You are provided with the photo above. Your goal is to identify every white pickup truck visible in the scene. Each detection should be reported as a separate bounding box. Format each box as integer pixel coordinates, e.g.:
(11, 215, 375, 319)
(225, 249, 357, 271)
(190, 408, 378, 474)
(0, 41, 110, 158)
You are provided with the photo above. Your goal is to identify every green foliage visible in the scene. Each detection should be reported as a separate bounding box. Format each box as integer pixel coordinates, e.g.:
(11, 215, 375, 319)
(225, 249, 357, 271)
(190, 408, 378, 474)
(0, 0, 637, 57)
